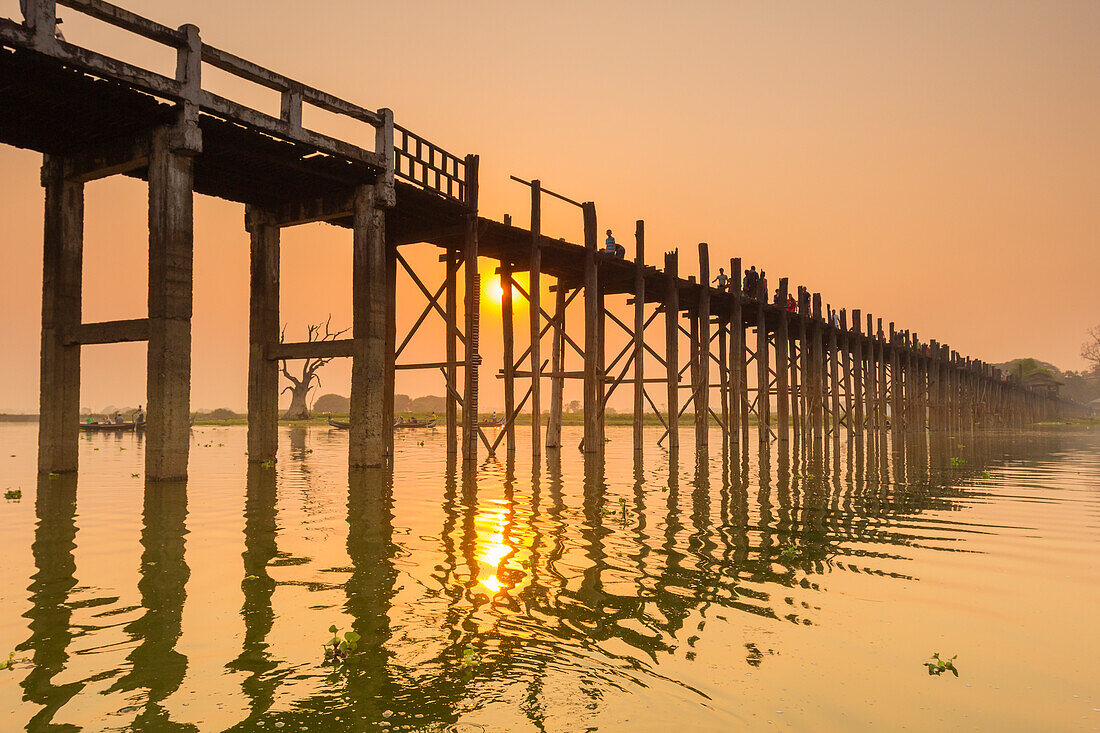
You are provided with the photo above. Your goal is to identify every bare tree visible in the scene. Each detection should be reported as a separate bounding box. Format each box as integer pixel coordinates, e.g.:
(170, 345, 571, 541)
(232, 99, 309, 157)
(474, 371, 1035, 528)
(281, 316, 349, 419)
(1083, 325, 1100, 375)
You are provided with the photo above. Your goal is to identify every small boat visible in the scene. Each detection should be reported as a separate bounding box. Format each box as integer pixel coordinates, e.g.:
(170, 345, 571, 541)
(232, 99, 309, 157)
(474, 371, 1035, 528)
(79, 420, 139, 432)
(330, 417, 437, 429)
(479, 416, 506, 428)
(395, 417, 436, 429)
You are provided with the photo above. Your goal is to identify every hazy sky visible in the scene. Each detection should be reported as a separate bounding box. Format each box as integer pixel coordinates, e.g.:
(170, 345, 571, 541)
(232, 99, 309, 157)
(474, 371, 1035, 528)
(0, 0, 1097, 413)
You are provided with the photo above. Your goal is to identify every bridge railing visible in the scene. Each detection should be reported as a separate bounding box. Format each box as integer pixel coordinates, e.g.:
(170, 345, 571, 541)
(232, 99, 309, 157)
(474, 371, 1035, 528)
(394, 123, 468, 204)
(2, 0, 471, 206)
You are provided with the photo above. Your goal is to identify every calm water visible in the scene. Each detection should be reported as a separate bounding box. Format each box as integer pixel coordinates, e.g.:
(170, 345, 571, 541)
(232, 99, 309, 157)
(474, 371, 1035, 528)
(0, 423, 1098, 732)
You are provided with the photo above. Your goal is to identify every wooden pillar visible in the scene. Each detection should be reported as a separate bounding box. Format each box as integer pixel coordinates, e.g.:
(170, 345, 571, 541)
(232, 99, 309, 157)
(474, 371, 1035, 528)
(718, 316, 729, 449)
(729, 258, 746, 442)
(501, 260, 516, 453)
(383, 239, 396, 457)
(811, 294, 824, 441)
(799, 290, 812, 437)
(445, 247, 458, 454)
(877, 318, 887, 434)
(37, 156, 83, 475)
(695, 243, 711, 453)
(789, 328, 800, 440)
(350, 183, 386, 468)
(852, 310, 864, 433)
(546, 283, 566, 450)
(633, 221, 646, 453)
(462, 155, 480, 461)
(582, 201, 601, 455)
(664, 251, 680, 450)
(756, 290, 770, 443)
(828, 310, 840, 444)
(146, 127, 194, 481)
(246, 206, 279, 464)
(596, 289, 606, 443)
(529, 180, 542, 459)
(774, 279, 790, 443)
(840, 310, 853, 437)
(889, 324, 901, 432)
(864, 314, 877, 432)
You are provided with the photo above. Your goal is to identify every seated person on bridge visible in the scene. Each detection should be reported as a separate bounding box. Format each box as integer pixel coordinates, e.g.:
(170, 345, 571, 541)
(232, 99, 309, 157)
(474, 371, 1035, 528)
(604, 229, 626, 259)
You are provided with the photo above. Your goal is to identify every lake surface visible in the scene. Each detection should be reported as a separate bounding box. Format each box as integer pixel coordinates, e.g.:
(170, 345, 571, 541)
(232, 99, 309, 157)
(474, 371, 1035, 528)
(0, 423, 1098, 731)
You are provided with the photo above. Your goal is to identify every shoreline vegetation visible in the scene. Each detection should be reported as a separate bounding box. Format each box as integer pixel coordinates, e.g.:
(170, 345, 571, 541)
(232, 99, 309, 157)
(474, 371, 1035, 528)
(3, 413, 1097, 428)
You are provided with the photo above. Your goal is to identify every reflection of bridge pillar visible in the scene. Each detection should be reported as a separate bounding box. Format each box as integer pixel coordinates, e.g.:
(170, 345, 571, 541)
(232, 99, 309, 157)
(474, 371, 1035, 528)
(37, 157, 83, 474)
(146, 127, 196, 480)
(246, 207, 280, 463)
(21, 474, 82, 723)
(109, 480, 191, 724)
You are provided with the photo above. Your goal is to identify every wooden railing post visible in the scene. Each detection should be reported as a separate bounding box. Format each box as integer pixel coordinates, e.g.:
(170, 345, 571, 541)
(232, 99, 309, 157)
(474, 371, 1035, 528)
(25, 0, 58, 50)
(172, 23, 202, 154)
(375, 108, 396, 207)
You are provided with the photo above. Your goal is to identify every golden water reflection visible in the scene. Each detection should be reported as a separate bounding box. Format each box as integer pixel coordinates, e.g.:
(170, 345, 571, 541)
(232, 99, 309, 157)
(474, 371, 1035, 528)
(2, 426, 1099, 730)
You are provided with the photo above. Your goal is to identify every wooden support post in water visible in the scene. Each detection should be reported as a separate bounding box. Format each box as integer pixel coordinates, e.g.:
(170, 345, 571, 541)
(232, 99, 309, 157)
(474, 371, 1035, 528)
(865, 313, 877, 433)
(840, 310, 853, 437)
(665, 251, 680, 450)
(546, 283, 566, 450)
(582, 202, 601, 455)
(811, 294, 824, 442)
(462, 155, 480, 461)
(146, 127, 195, 480)
(889, 323, 901, 433)
(384, 237, 397, 457)
(37, 155, 83, 475)
(501, 259, 515, 453)
(852, 310, 864, 434)
(350, 183, 386, 467)
(633, 221, 646, 454)
(774, 278, 790, 443)
(246, 206, 279, 464)
(529, 180, 542, 459)
(445, 246, 458, 454)
(876, 317, 888, 435)
(756, 281, 770, 443)
(730, 258, 747, 443)
(695, 243, 711, 453)
(828, 308, 840, 445)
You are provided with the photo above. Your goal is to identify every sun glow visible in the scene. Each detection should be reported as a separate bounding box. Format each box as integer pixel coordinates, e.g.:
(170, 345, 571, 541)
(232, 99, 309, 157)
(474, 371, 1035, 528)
(485, 274, 525, 307)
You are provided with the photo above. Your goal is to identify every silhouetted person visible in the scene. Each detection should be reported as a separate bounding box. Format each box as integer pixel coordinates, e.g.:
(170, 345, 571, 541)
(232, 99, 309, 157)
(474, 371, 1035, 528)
(713, 268, 728, 291)
(787, 295, 798, 313)
(743, 267, 758, 298)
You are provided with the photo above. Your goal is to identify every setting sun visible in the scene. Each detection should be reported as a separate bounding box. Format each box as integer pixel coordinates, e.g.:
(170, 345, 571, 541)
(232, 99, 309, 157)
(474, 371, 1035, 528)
(485, 274, 526, 307)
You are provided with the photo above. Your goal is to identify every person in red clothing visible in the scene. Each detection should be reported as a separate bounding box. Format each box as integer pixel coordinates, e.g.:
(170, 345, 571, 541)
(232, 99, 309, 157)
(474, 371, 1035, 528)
(787, 295, 798, 313)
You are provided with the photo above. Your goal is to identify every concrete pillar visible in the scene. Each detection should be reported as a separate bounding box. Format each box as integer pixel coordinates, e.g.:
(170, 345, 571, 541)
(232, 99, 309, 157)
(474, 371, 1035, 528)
(37, 156, 83, 475)
(246, 206, 279, 464)
(146, 128, 194, 481)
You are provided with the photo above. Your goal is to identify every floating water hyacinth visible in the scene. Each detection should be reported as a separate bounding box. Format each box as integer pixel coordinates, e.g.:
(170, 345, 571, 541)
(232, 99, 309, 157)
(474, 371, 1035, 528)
(923, 653, 959, 677)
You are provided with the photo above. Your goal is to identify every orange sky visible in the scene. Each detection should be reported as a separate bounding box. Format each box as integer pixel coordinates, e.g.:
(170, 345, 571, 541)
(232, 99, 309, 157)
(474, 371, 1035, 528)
(0, 0, 1097, 413)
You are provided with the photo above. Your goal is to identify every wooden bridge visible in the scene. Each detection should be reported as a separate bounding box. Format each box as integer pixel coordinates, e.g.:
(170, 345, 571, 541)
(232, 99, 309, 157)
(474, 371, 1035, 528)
(3, 1, 1082, 480)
